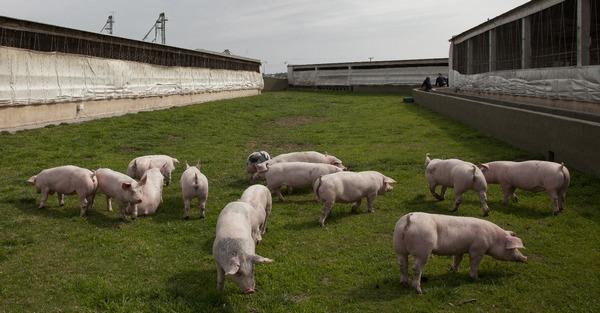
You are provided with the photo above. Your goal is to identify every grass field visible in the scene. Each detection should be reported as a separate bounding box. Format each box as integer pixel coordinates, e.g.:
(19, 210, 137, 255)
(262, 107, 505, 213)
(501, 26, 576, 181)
(0, 91, 599, 312)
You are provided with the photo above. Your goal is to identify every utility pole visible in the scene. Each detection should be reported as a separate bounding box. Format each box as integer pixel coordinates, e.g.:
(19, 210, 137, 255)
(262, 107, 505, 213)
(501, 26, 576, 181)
(100, 14, 114, 35)
(142, 12, 168, 44)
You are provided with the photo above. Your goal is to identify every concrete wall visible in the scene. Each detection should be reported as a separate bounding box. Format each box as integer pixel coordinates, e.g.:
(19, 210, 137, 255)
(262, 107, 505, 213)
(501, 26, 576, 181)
(263, 77, 288, 92)
(352, 85, 417, 94)
(413, 89, 600, 176)
(0, 89, 260, 132)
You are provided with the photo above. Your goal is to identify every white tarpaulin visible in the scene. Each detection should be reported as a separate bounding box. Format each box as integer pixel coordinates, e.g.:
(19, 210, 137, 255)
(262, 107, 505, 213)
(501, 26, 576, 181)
(0, 46, 263, 106)
(449, 66, 600, 102)
(290, 66, 448, 86)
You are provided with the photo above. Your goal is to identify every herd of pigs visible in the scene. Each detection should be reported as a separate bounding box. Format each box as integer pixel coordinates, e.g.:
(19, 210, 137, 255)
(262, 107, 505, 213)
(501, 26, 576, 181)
(26, 150, 570, 294)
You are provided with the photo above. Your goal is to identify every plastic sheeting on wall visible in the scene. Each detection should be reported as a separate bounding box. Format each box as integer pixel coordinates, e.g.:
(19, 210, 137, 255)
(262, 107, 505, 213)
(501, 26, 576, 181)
(289, 66, 448, 86)
(0, 46, 264, 106)
(449, 66, 600, 102)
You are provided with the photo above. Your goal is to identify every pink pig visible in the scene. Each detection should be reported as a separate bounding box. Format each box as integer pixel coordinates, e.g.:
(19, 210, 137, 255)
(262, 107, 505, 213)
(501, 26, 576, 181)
(393, 212, 527, 294)
(479, 161, 570, 215)
(27, 165, 98, 216)
(425, 153, 490, 216)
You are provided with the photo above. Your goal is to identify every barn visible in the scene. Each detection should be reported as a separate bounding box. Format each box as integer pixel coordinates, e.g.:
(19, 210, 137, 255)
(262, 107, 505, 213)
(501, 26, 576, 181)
(0, 16, 263, 132)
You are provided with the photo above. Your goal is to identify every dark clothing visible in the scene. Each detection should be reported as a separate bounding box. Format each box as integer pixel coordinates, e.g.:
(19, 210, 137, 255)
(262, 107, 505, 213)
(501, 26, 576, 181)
(435, 76, 447, 87)
(421, 77, 432, 91)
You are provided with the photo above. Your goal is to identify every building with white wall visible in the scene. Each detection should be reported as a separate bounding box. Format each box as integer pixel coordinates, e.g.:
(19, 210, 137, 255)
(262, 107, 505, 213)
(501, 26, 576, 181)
(449, 0, 600, 103)
(288, 58, 448, 92)
(0, 16, 263, 131)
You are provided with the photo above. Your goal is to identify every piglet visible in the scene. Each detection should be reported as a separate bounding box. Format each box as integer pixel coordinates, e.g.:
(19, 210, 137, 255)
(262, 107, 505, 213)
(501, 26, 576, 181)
(127, 155, 179, 185)
(27, 165, 98, 216)
(239, 184, 272, 243)
(95, 168, 145, 220)
(259, 162, 343, 201)
(253, 151, 345, 180)
(180, 161, 208, 219)
(131, 167, 164, 216)
(479, 160, 570, 215)
(313, 171, 396, 226)
(213, 201, 273, 294)
(425, 153, 490, 216)
(393, 212, 527, 294)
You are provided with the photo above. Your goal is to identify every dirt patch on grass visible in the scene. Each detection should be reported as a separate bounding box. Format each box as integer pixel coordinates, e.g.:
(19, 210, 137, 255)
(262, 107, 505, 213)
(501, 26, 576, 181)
(272, 115, 321, 127)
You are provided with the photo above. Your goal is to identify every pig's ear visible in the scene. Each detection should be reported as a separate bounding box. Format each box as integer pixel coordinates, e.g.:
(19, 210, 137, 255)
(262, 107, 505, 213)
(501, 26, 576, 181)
(172, 158, 179, 166)
(185, 161, 190, 170)
(139, 175, 148, 186)
(478, 163, 489, 171)
(384, 177, 397, 184)
(161, 163, 168, 173)
(505, 236, 525, 249)
(225, 256, 240, 275)
(27, 175, 37, 184)
(132, 160, 137, 169)
(121, 183, 132, 190)
(196, 160, 201, 170)
(251, 254, 273, 264)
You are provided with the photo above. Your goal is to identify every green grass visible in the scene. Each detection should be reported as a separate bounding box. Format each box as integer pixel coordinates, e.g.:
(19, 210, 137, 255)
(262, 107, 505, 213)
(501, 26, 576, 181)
(1, 91, 599, 312)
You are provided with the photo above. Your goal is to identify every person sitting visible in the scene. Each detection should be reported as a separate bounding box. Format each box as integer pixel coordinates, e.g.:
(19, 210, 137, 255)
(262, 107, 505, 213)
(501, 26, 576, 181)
(435, 73, 447, 87)
(421, 77, 432, 92)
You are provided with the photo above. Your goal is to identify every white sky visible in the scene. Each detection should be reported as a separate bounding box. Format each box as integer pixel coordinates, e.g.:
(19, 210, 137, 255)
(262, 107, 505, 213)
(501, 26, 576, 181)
(2, 0, 529, 73)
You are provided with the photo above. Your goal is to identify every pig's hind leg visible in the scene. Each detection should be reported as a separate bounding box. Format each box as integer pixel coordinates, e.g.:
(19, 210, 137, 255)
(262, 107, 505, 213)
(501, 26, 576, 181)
(319, 201, 334, 227)
(397, 253, 409, 287)
(427, 176, 445, 201)
(412, 253, 429, 294)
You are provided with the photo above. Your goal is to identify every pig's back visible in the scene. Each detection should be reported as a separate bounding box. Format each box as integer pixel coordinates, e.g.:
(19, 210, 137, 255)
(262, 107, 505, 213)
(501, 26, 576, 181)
(39, 166, 93, 192)
(215, 202, 253, 239)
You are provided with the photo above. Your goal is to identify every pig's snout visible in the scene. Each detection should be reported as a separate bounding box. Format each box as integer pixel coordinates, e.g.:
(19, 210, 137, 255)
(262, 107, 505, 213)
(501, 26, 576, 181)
(244, 288, 255, 294)
(136, 199, 143, 204)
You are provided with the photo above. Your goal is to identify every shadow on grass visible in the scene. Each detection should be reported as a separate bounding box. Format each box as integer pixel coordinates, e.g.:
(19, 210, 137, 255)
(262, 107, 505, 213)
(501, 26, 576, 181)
(401, 194, 551, 220)
(11, 196, 122, 228)
(348, 269, 513, 302)
(165, 269, 233, 312)
(283, 208, 364, 231)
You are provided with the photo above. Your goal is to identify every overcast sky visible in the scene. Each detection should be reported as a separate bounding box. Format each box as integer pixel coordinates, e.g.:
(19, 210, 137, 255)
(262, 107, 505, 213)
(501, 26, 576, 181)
(3, 0, 528, 73)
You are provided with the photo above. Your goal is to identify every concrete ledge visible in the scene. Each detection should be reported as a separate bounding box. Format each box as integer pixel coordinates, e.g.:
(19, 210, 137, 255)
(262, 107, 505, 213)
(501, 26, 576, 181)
(0, 89, 260, 132)
(288, 84, 417, 94)
(413, 89, 600, 176)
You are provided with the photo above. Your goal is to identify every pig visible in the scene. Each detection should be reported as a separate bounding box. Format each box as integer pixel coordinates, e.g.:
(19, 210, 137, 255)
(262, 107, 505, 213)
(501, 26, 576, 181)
(246, 151, 271, 180)
(253, 151, 346, 180)
(128, 167, 164, 216)
(313, 171, 396, 226)
(478, 161, 570, 215)
(95, 168, 146, 220)
(213, 201, 273, 294)
(27, 165, 98, 216)
(393, 212, 527, 294)
(127, 155, 179, 185)
(180, 161, 209, 219)
(425, 153, 490, 216)
(239, 184, 272, 243)
(259, 162, 344, 201)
